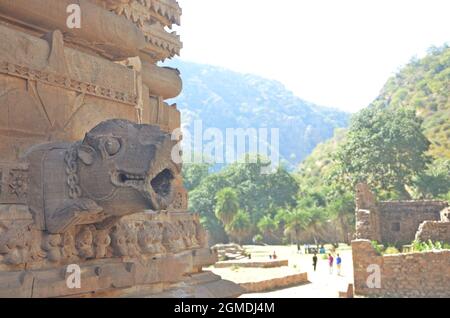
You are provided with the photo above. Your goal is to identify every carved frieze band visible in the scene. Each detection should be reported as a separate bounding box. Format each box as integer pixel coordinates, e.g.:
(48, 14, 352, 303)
(0, 61, 138, 106)
(0, 216, 207, 266)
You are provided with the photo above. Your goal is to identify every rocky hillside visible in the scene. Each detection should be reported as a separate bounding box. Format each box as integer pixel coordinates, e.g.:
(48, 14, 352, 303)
(164, 59, 349, 168)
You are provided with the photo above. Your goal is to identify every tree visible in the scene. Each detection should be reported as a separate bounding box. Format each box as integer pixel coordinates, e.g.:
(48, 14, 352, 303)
(299, 206, 328, 244)
(283, 209, 308, 248)
(257, 215, 280, 241)
(226, 210, 252, 245)
(414, 159, 450, 199)
(334, 105, 431, 199)
(182, 162, 211, 191)
(214, 188, 240, 226)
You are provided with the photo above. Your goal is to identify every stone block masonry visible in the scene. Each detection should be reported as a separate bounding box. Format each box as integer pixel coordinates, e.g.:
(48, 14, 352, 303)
(352, 240, 450, 298)
(378, 201, 446, 245)
(354, 183, 448, 245)
(415, 221, 450, 243)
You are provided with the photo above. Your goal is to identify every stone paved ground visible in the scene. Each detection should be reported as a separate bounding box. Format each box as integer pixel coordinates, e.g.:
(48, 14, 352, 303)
(209, 245, 354, 298)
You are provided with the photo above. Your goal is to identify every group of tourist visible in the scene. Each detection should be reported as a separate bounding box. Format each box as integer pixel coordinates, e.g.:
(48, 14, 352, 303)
(312, 253, 342, 275)
(269, 251, 278, 260)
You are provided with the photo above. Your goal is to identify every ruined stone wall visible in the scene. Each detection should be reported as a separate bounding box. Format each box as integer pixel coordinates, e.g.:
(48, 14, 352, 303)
(355, 209, 376, 241)
(415, 221, 450, 243)
(354, 183, 381, 242)
(352, 240, 450, 298)
(378, 201, 446, 245)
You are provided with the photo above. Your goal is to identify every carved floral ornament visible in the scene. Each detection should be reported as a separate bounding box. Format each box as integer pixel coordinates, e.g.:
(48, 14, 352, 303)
(93, 0, 182, 60)
(0, 165, 29, 204)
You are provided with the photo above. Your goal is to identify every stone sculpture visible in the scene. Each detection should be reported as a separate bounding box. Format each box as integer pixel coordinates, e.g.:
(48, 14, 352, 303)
(24, 119, 180, 234)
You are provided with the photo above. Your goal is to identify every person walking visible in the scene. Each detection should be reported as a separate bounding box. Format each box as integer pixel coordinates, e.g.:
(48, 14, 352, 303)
(336, 253, 342, 276)
(328, 253, 334, 274)
(312, 253, 318, 272)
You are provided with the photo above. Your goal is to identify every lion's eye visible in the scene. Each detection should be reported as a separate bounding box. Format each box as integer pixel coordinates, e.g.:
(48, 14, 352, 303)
(105, 138, 121, 156)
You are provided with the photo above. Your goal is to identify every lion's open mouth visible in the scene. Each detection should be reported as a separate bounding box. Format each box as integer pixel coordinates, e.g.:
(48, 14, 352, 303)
(150, 169, 174, 197)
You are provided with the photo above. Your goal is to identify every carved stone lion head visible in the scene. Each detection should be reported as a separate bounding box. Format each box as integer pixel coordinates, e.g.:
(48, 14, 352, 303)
(76, 119, 181, 213)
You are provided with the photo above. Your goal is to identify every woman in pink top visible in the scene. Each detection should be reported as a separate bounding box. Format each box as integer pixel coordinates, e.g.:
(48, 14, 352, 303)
(328, 254, 334, 274)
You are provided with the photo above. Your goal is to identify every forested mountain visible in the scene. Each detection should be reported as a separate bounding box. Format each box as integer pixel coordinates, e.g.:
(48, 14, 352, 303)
(165, 59, 349, 168)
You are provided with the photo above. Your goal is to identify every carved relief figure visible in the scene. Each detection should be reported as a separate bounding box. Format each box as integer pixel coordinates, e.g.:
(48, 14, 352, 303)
(0, 222, 32, 265)
(137, 221, 166, 255)
(125, 225, 141, 257)
(94, 230, 111, 258)
(162, 222, 185, 252)
(111, 225, 129, 257)
(42, 234, 62, 263)
(76, 226, 95, 259)
(62, 231, 78, 261)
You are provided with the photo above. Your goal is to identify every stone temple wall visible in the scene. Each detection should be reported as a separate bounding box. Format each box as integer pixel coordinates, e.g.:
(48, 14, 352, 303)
(352, 239, 450, 298)
(0, 0, 243, 298)
(354, 184, 448, 245)
(377, 201, 446, 245)
(352, 186, 450, 298)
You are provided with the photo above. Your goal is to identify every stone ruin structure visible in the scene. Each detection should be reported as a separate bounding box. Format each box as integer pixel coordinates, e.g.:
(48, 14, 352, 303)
(352, 183, 450, 297)
(0, 0, 243, 298)
(354, 183, 449, 245)
(212, 243, 248, 261)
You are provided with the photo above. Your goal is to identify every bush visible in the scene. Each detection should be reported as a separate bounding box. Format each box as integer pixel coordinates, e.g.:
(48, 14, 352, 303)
(383, 246, 400, 255)
(371, 240, 385, 255)
(412, 239, 447, 252)
(253, 234, 264, 245)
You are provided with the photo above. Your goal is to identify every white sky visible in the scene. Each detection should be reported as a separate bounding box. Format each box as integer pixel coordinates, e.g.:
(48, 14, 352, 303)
(174, 0, 450, 112)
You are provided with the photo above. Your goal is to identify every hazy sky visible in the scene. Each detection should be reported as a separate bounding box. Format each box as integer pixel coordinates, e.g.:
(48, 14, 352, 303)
(174, 0, 450, 112)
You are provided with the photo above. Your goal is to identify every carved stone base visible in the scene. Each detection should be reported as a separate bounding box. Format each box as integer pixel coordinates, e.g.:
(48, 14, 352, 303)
(0, 207, 243, 298)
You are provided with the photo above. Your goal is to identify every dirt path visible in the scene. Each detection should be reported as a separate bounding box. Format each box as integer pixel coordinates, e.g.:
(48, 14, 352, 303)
(234, 245, 354, 298)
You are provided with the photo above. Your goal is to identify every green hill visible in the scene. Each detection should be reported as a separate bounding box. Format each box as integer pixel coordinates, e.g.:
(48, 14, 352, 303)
(372, 45, 450, 159)
(298, 128, 347, 189)
(299, 45, 450, 188)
